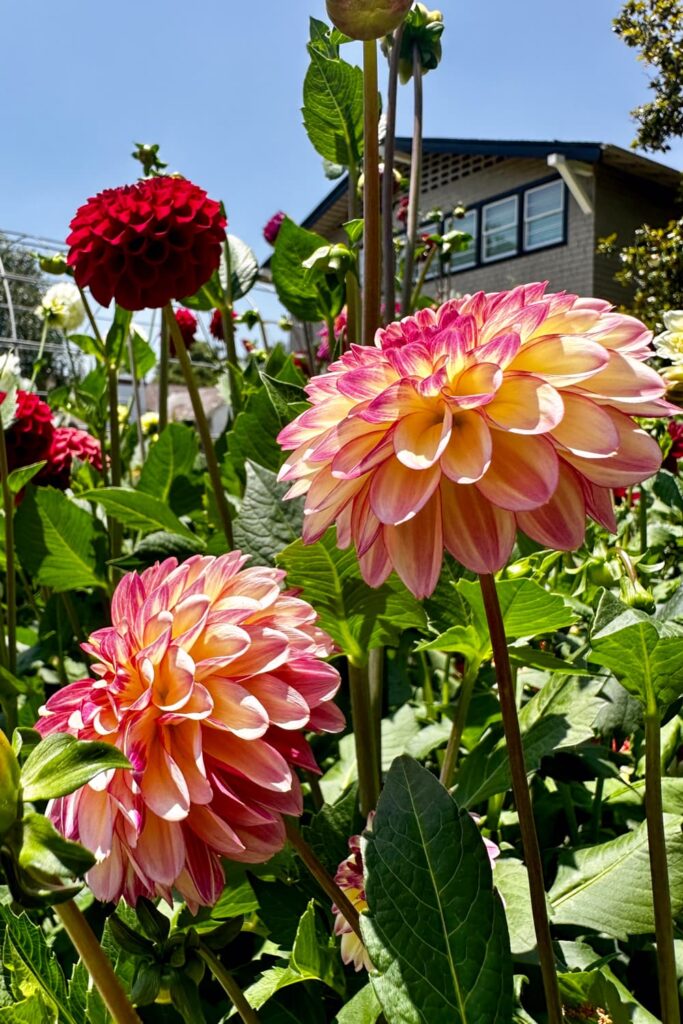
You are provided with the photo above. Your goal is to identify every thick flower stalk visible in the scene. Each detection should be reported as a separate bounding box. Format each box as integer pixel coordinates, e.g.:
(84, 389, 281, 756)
(66, 177, 226, 311)
(37, 553, 344, 909)
(278, 284, 672, 598)
(170, 307, 198, 356)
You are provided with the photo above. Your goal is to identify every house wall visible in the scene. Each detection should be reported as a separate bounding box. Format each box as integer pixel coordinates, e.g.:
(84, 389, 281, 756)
(417, 155, 596, 299)
(592, 164, 678, 304)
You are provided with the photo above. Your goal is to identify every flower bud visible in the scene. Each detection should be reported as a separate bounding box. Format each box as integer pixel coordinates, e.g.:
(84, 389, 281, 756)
(326, 0, 412, 40)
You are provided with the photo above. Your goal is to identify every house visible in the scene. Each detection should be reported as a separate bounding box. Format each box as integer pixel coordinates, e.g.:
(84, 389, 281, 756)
(301, 138, 680, 304)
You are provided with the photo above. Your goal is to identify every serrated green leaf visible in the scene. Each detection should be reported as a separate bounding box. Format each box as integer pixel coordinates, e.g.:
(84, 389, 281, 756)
(233, 462, 303, 566)
(21, 735, 130, 802)
(590, 610, 683, 711)
(81, 486, 194, 540)
(138, 424, 198, 503)
(549, 816, 683, 939)
(14, 488, 106, 592)
(0, 908, 77, 1024)
(276, 530, 426, 665)
(362, 756, 513, 1024)
(302, 49, 364, 166)
(271, 219, 331, 323)
(7, 463, 46, 495)
(333, 984, 381, 1024)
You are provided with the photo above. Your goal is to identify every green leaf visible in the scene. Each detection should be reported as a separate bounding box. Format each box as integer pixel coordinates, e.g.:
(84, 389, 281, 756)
(138, 424, 198, 503)
(110, 531, 203, 572)
(276, 530, 427, 665)
(333, 984, 381, 1024)
(233, 462, 303, 567)
(221, 235, 259, 301)
(362, 756, 513, 1024)
(105, 305, 132, 367)
(7, 463, 46, 495)
(271, 218, 331, 323)
(259, 372, 308, 427)
(124, 326, 156, 378)
(302, 48, 364, 166)
(304, 785, 363, 876)
(0, 908, 77, 1024)
(17, 814, 95, 885)
(14, 487, 106, 592)
(21, 734, 130, 802)
(227, 387, 284, 475)
(590, 608, 683, 711)
(493, 859, 536, 959)
(81, 486, 195, 540)
(0, 734, 20, 839)
(558, 968, 659, 1024)
(549, 816, 683, 939)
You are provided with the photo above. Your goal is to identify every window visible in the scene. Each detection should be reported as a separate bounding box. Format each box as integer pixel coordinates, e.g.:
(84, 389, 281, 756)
(524, 180, 564, 251)
(449, 209, 478, 271)
(482, 196, 518, 263)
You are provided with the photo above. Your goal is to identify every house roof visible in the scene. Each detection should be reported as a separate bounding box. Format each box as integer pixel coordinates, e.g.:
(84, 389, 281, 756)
(300, 137, 680, 235)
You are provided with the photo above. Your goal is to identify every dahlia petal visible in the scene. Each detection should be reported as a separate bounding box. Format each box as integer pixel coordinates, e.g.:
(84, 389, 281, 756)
(385, 342, 434, 378)
(516, 462, 586, 550)
(582, 478, 617, 532)
(362, 379, 427, 423)
(474, 331, 521, 368)
(203, 733, 292, 792)
(550, 393, 619, 458)
(440, 411, 492, 483)
(476, 432, 559, 511)
(308, 701, 347, 733)
(509, 336, 609, 385)
(154, 646, 196, 712)
(207, 680, 269, 739)
(357, 532, 393, 589)
(562, 408, 662, 487)
(451, 361, 502, 409)
(168, 723, 213, 805)
(172, 594, 210, 644)
(393, 406, 452, 470)
(383, 494, 443, 599)
(578, 350, 666, 403)
(485, 373, 564, 434)
(135, 814, 186, 886)
(78, 787, 114, 861)
(441, 479, 516, 574)
(331, 429, 391, 480)
(186, 804, 245, 856)
(350, 479, 382, 555)
(247, 675, 310, 730)
(369, 457, 441, 525)
(87, 841, 125, 903)
(336, 364, 398, 400)
(142, 739, 191, 822)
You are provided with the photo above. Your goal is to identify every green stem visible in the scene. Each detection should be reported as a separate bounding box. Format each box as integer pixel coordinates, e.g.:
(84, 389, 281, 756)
(106, 362, 122, 562)
(420, 651, 435, 720)
(401, 46, 423, 317)
(61, 592, 85, 645)
(165, 306, 234, 548)
(590, 776, 604, 843)
(285, 819, 362, 940)
(639, 486, 648, 554)
(348, 660, 381, 817)
(55, 901, 142, 1024)
(127, 332, 146, 461)
(362, 39, 381, 345)
(368, 647, 384, 781)
(198, 943, 261, 1024)
(478, 573, 563, 1024)
(0, 421, 16, 692)
(347, 157, 359, 222)
(441, 653, 452, 707)
(439, 662, 478, 789)
(159, 315, 169, 434)
(221, 307, 238, 370)
(256, 314, 270, 354)
(382, 23, 404, 319)
(345, 271, 361, 350)
(30, 320, 49, 385)
(410, 244, 438, 311)
(644, 709, 681, 1024)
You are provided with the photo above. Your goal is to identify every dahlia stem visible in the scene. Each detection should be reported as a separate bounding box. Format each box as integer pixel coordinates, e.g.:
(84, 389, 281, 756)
(411, 244, 438, 310)
(345, 271, 361, 350)
(439, 660, 480, 789)
(30, 320, 49, 386)
(198, 943, 261, 1024)
(55, 900, 141, 1024)
(347, 157, 359, 222)
(639, 485, 649, 554)
(368, 647, 384, 779)
(164, 305, 234, 548)
(401, 45, 423, 317)
(644, 708, 681, 1024)
(127, 332, 146, 461)
(159, 315, 169, 433)
(285, 819, 362, 941)
(256, 313, 270, 354)
(106, 362, 123, 561)
(478, 573, 563, 1024)
(348, 661, 381, 817)
(0, 417, 17, 733)
(382, 23, 403, 320)
(221, 307, 238, 371)
(362, 39, 381, 345)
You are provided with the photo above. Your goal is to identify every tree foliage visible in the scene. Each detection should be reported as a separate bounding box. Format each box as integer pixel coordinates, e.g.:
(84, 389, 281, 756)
(598, 218, 683, 329)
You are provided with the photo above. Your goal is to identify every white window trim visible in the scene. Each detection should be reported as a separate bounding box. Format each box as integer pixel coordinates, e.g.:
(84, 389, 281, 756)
(451, 209, 478, 271)
(523, 181, 565, 252)
(481, 195, 519, 264)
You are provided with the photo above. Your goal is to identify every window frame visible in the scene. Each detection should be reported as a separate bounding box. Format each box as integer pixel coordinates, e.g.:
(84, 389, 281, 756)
(481, 195, 520, 264)
(523, 179, 565, 252)
(449, 208, 478, 272)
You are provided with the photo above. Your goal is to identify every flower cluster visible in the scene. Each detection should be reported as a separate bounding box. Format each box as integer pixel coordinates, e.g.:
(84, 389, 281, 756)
(35, 283, 84, 333)
(67, 176, 226, 311)
(279, 285, 672, 598)
(37, 427, 103, 489)
(37, 553, 344, 909)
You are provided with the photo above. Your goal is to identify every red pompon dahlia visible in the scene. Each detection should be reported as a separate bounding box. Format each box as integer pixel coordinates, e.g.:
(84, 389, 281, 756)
(263, 211, 286, 246)
(664, 421, 683, 472)
(38, 427, 103, 490)
(66, 177, 226, 311)
(2, 390, 54, 473)
(278, 284, 674, 599)
(169, 308, 198, 356)
(209, 308, 238, 341)
(37, 553, 344, 909)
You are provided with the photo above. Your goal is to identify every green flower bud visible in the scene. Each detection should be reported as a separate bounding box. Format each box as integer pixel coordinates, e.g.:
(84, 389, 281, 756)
(37, 252, 70, 276)
(326, 0, 412, 40)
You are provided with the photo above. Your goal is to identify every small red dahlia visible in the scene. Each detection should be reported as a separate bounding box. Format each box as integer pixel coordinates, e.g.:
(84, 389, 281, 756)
(263, 211, 286, 246)
(169, 308, 197, 356)
(66, 176, 226, 311)
(2, 390, 54, 473)
(209, 308, 238, 341)
(38, 428, 103, 490)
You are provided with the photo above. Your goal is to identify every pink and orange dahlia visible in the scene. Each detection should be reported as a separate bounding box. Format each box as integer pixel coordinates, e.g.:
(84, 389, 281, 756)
(37, 553, 343, 908)
(278, 284, 673, 598)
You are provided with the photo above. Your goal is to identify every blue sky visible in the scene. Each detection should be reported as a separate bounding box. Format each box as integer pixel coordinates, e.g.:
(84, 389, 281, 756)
(1, 0, 681, 327)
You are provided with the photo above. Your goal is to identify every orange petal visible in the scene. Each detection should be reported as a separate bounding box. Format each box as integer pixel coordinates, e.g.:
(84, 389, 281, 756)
(550, 393, 619, 458)
(384, 494, 443, 598)
(393, 405, 452, 470)
(509, 335, 609, 386)
(369, 457, 441, 525)
(441, 479, 516, 573)
(485, 373, 564, 434)
(440, 411, 491, 483)
(516, 462, 586, 550)
(476, 432, 559, 511)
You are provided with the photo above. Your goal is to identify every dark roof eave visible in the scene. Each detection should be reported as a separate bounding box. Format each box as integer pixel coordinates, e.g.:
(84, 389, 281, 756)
(395, 136, 604, 162)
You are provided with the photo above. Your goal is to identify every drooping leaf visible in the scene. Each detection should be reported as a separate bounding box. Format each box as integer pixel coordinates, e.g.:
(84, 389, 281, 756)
(81, 486, 195, 540)
(14, 487, 106, 592)
(362, 757, 513, 1024)
(233, 462, 303, 566)
(104, 305, 132, 368)
(276, 530, 427, 665)
(21, 734, 131, 802)
(549, 816, 683, 939)
(221, 235, 259, 301)
(493, 859, 536, 959)
(17, 814, 95, 885)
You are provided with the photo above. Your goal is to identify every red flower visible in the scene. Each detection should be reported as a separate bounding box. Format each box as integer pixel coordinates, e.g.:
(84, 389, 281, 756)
(263, 211, 286, 246)
(38, 428, 103, 490)
(396, 196, 410, 224)
(1, 390, 54, 473)
(67, 177, 226, 311)
(667, 421, 683, 462)
(170, 308, 197, 356)
(209, 308, 238, 341)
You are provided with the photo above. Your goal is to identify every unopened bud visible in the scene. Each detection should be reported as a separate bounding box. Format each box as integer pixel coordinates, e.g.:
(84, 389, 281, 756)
(326, 0, 412, 40)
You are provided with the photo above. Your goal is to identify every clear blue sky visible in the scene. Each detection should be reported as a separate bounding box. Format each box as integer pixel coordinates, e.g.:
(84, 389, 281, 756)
(1, 0, 681, 324)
